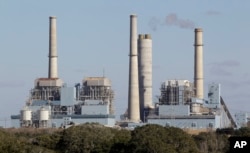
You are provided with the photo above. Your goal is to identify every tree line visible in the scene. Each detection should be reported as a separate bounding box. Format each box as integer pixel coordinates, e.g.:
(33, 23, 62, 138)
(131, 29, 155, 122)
(0, 123, 250, 153)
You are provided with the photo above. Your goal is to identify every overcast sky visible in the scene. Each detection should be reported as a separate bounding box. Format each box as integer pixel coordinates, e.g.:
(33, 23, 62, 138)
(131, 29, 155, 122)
(1, 0, 250, 127)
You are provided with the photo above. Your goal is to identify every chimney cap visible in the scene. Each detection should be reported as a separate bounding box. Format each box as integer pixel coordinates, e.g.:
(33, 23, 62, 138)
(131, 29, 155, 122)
(130, 14, 137, 18)
(145, 34, 151, 39)
(49, 16, 57, 19)
(195, 28, 203, 32)
(138, 34, 144, 39)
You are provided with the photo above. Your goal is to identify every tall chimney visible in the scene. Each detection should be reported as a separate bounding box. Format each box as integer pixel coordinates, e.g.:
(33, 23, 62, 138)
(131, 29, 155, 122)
(138, 34, 152, 122)
(48, 16, 58, 78)
(194, 28, 204, 99)
(128, 14, 140, 122)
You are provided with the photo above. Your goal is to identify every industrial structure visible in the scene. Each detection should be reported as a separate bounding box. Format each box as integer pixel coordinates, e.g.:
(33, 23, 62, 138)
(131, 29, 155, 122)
(127, 14, 140, 123)
(194, 28, 204, 99)
(235, 112, 250, 127)
(122, 14, 236, 130)
(10, 14, 238, 130)
(138, 34, 153, 121)
(11, 16, 115, 128)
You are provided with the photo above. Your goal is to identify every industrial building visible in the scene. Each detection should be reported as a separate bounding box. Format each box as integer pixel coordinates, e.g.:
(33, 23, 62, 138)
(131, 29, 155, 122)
(122, 14, 236, 130)
(235, 112, 250, 127)
(11, 14, 237, 130)
(11, 16, 115, 128)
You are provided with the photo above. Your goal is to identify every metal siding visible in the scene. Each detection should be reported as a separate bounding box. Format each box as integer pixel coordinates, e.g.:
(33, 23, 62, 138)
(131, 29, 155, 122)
(35, 79, 63, 87)
(235, 113, 248, 127)
(45, 117, 115, 127)
(147, 118, 216, 129)
(81, 105, 109, 115)
(159, 105, 190, 116)
(207, 83, 221, 108)
(61, 87, 76, 106)
(84, 78, 111, 86)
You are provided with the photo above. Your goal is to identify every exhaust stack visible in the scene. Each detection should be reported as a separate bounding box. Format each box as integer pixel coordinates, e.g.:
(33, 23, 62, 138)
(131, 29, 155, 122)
(128, 14, 140, 122)
(138, 34, 152, 121)
(194, 28, 204, 99)
(48, 16, 58, 78)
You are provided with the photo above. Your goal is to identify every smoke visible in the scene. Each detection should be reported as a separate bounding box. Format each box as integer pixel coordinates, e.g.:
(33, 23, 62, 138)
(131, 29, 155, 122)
(148, 17, 160, 31)
(164, 13, 195, 29)
(209, 67, 233, 76)
(210, 60, 240, 67)
(148, 13, 195, 31)
(208, 60, 240, 77)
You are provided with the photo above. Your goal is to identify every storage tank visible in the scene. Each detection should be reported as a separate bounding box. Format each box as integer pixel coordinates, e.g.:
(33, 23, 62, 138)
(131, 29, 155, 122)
(39, 107, 49, 121)
(20, 108, 32, 121)
(191, 103, 201, 113)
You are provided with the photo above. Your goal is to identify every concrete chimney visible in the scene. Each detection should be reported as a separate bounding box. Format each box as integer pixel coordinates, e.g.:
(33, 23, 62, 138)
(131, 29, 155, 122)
(48, 16, 58, 78)
(138, 34, 152, 121)
(128, 14, 140, 122)
(194, 28, 204, 99)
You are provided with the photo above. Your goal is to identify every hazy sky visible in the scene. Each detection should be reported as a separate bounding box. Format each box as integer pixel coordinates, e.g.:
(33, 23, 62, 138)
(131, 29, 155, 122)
(1, 0, 250, 127)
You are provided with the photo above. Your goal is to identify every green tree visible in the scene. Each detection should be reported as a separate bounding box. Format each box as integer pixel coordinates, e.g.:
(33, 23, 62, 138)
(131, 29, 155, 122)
(109, 129, 131, 153)
(57, 123, 115, 153)
(128, 124, 199, 153)
(193, 131, 229, 153)
(234, 127, 250, 137)
(32, 131, 61, 150)
(0, 129, 26, 153)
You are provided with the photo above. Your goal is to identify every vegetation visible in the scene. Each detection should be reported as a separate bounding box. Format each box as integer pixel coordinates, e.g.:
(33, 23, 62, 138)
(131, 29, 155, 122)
(1, 124, 250, 153)
(128, 125, 199, 153)
(193, 131, 229, 153)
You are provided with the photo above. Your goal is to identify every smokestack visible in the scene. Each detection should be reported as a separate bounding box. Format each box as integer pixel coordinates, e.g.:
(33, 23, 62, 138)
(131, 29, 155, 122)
(128, 14, 140, 122)
(48, 16, 58, 78)
(194, 28, 204, 99)
(138, 34, 152, 122)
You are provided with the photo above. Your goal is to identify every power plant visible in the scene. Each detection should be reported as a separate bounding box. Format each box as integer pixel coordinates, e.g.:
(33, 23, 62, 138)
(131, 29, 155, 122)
(121, 14, 236, 130)
(11, 16, 115, 128)
(11, 14, 237, 130)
